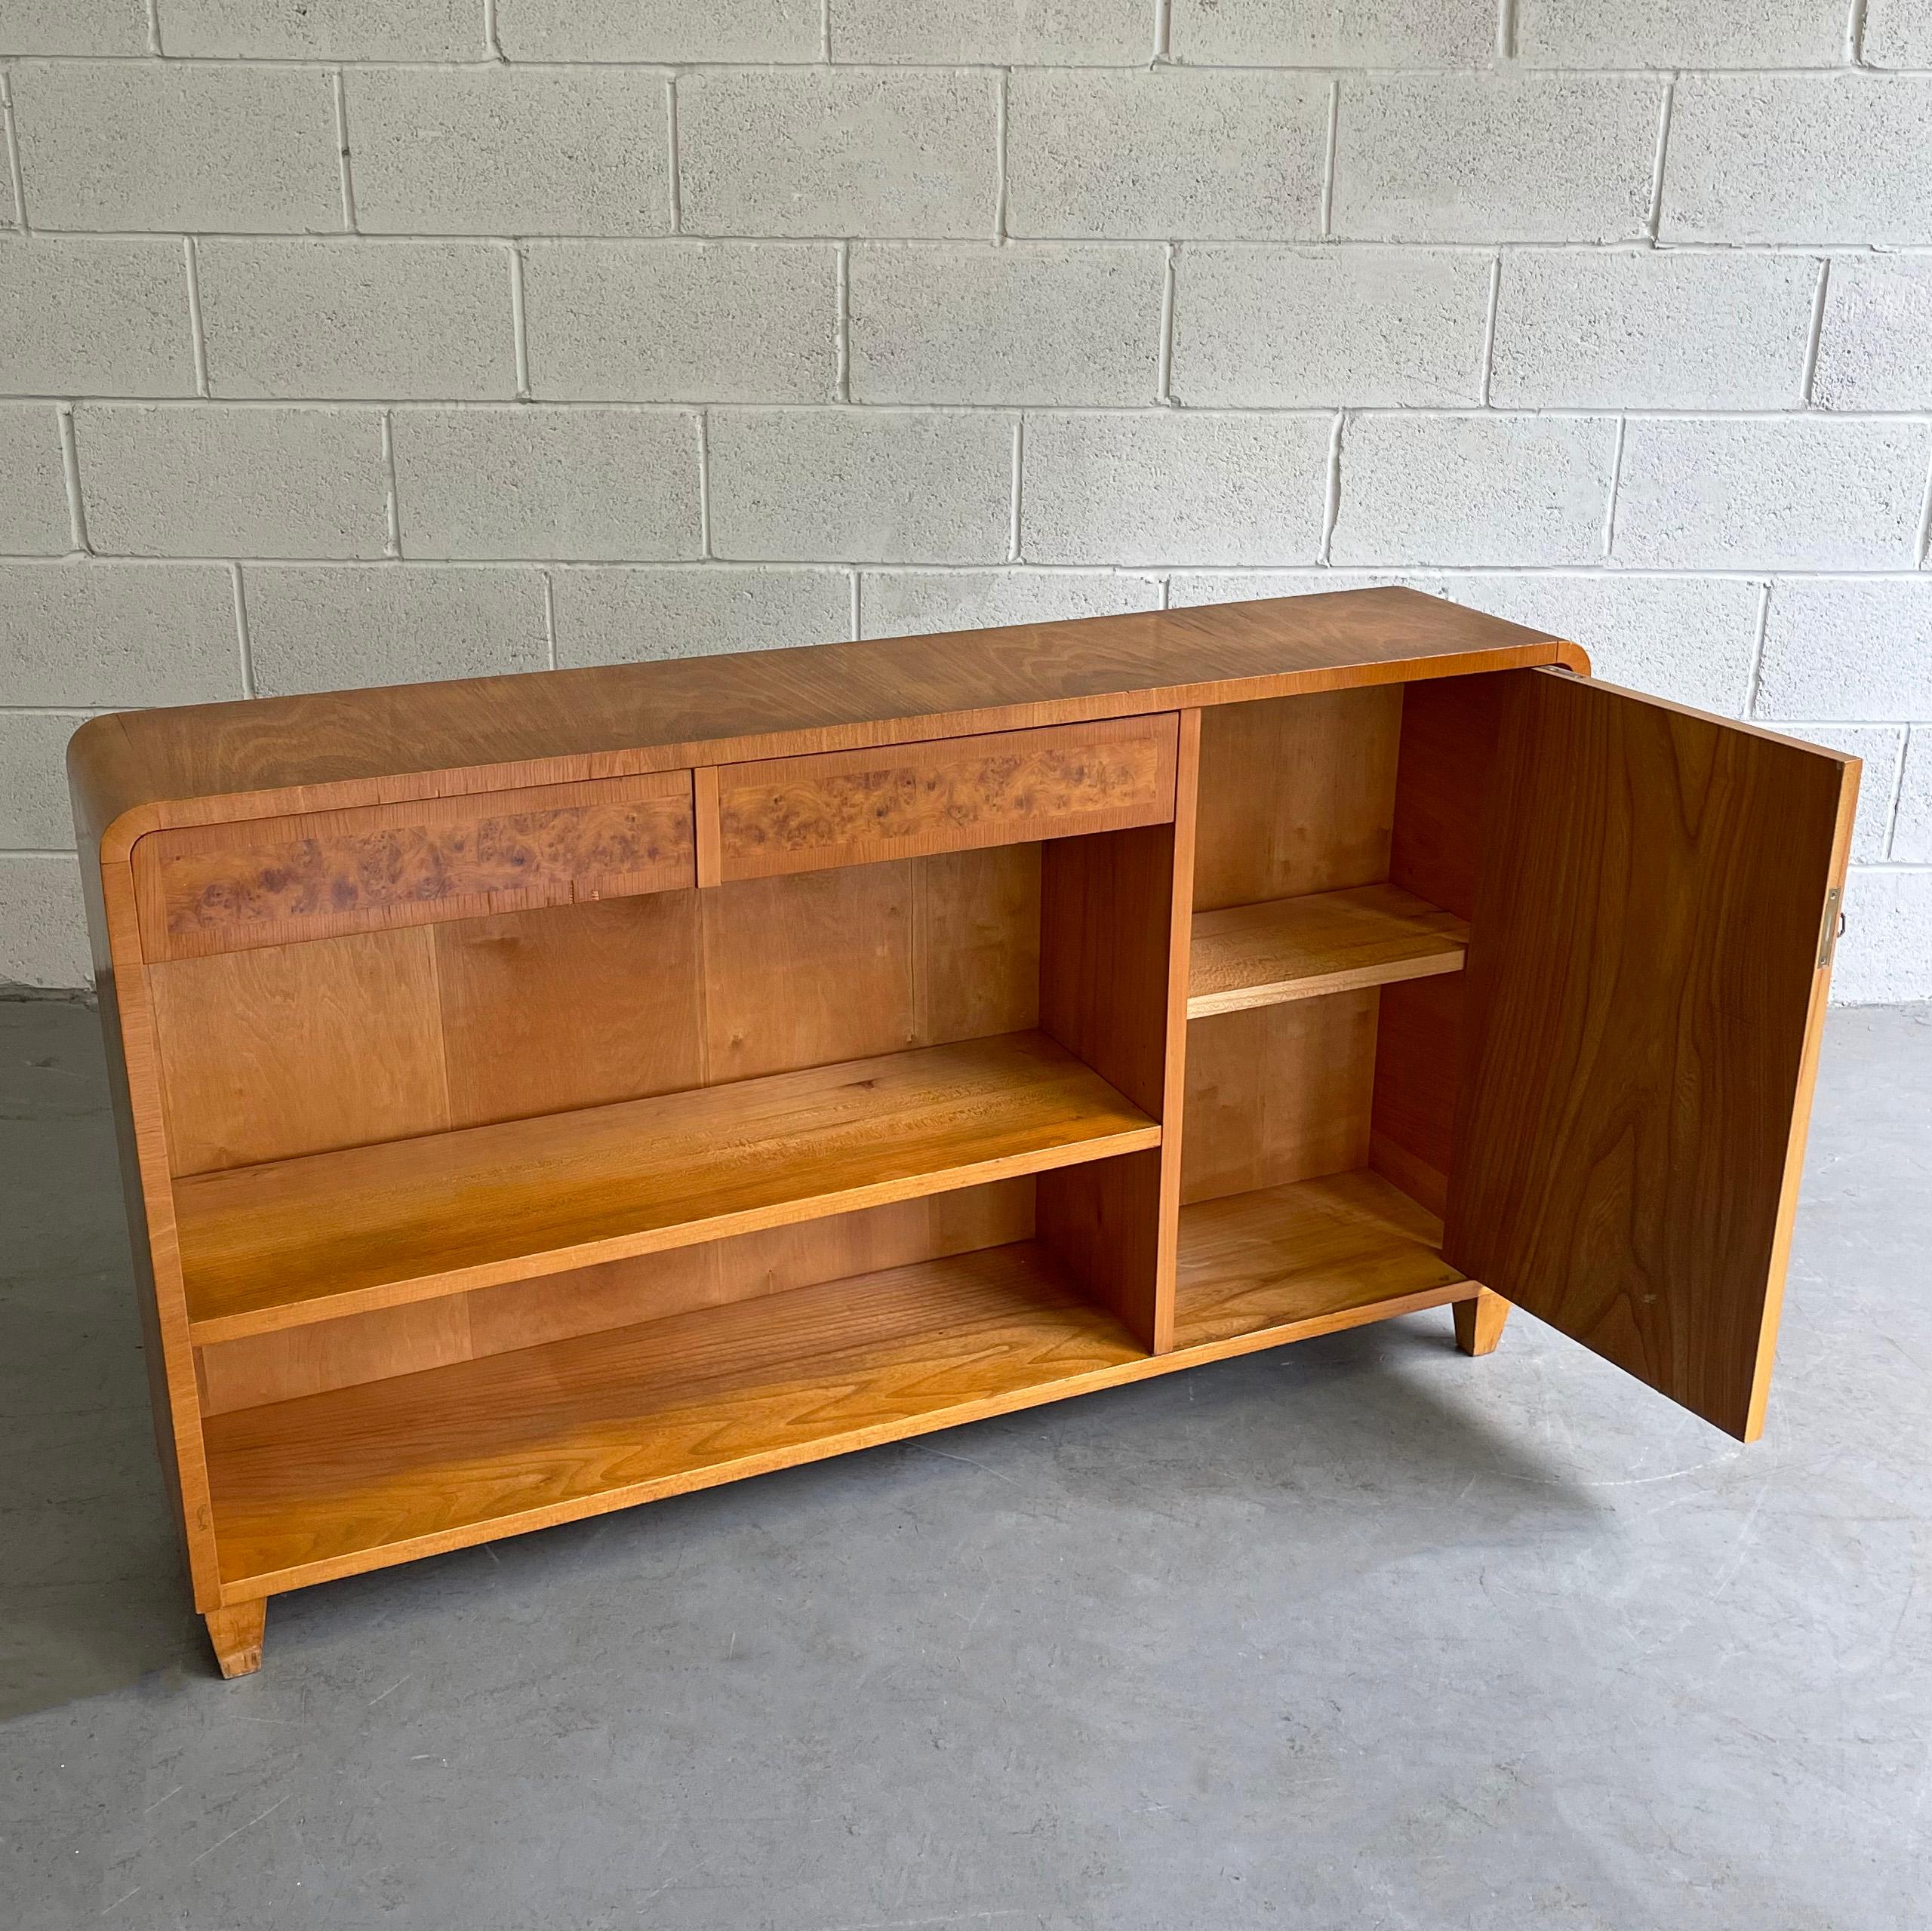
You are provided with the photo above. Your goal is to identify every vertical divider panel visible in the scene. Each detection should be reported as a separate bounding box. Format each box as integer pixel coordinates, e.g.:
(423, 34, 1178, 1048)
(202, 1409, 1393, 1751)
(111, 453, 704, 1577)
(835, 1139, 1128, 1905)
(1035, 711, 1201, 1354)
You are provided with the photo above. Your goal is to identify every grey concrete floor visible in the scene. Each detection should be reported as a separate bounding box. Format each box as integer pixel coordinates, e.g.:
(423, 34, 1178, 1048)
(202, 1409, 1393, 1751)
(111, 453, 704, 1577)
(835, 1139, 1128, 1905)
(2, 998, 1929, 1931)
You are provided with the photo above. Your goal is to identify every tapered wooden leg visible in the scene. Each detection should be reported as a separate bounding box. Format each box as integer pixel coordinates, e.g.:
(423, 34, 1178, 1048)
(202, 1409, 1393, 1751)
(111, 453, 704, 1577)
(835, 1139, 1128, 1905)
(1454, 1289, 1510, 1358)
(205, 1599, 266, 1679)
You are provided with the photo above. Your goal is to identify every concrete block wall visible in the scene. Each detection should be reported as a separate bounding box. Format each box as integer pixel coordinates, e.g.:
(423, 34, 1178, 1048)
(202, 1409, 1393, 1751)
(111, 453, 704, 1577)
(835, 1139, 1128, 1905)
(2, 3, 1929, 1000)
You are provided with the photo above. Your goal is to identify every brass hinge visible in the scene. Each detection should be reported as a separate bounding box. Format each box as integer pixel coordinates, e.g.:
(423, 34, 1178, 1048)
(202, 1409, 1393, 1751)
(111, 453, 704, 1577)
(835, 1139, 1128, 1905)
(1817, 887, 1844, 971)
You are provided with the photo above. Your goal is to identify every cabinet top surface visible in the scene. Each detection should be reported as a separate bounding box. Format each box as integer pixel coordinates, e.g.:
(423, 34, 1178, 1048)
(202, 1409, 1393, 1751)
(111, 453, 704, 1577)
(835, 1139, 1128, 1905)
(69, 588, 1575, 853)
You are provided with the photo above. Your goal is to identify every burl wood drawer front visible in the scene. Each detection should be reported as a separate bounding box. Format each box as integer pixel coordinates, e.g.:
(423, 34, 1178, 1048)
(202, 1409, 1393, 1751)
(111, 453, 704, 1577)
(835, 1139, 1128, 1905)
(134, 772, 696, 961)
(711, 715, 1180, 883)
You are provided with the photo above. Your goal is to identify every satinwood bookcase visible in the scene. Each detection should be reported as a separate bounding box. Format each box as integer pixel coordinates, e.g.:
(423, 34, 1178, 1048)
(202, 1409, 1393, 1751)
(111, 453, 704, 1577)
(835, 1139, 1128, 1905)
(69, 589, 1858, 1677)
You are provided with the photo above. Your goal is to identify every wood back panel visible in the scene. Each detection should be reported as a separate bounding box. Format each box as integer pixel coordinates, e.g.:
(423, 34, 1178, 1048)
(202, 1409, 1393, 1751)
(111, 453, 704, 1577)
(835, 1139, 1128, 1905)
(133, 771, 695, 961)
(1181, 992, 1380, 1206)
(1192, 686, 1404, 912)
(1444, 671, 1858, 1442)
(712, 715, 1179, 882)
(146, 845, 1041, 1175)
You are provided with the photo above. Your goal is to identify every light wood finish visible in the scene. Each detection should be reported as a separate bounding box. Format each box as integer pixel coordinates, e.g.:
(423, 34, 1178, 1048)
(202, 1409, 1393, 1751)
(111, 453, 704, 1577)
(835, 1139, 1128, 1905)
(205, 1241, 1150, 1595)
(1180, 991, 1379, 1207)
(1188, 883, 1468, 1019)
(134, 771, 694, 961)
(70, 589, 1576, 860)
(203, 1170, 1483, 1604)
(73, 589, 1854, 1671)
(149, 926, 449, 1175)
(1192, 685, 1403, 912)
(197, 1183, 1037, 1414)
(1367, 970, 1466, 1219)
(435, 893, 706, 1130)
(1174, 1169, 1468, 1357)
(177, 1030, 1157, 1345)
(1445, 670, 1859, 1441)
(204, 1598, 266, 1679)
(1454, 1290, 1510, 1357)
(712, 715, 1179, 881)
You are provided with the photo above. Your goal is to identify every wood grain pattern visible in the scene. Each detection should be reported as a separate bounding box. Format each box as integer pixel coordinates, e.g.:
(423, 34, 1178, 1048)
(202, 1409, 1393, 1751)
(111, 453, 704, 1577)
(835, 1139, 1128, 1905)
(910, 844, 1042, 1045)
(1192, 686, 1403, 912)
(149, 925, 449, 1176)
(434, 892, 706, 1130)
(204, 1598, 266, 1678)
(134, 771, 694, 961)
(1367, 969, 1468, 1219)
(203, 1168, 1478, 1600)
(198, 1183, 1038, 1413)
(1035, 810, 1192, 1351)
(205, 1241, 1152, 1594)
(177, 1030, 1158, 1344)
(1180, 992, 1379, 1207)
(71, 589, 1577, 862)
(715, 715, 1178, 881)
(700, 862, 918, 1082)
(1174, 1169, 1467, 1356)
(1188, 884, 1468, 1019)
(1444, 670, 1859, 1441)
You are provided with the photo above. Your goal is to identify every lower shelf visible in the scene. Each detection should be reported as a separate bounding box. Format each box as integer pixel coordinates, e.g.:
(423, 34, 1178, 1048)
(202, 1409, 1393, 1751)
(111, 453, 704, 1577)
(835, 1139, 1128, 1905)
(205, 1169, 1472, 1598)
(1174, 1168, 1469, 1355)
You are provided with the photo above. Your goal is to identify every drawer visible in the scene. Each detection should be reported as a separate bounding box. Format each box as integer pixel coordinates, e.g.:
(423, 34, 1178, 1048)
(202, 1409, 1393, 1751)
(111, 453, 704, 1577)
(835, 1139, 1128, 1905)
(708, 715, 1180, 883)
(134, 771, 695, 961)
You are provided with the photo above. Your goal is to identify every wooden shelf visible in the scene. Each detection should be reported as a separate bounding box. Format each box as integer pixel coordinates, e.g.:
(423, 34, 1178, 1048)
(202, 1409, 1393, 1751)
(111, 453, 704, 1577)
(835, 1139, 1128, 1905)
(204, 1167, 1475, 1597)
(178, 1031, 1160, 1345)
(1187, 884, 1469, 1019)
(1174, 1169, 1469, 1358)
(205, 1240, 1152, 1594)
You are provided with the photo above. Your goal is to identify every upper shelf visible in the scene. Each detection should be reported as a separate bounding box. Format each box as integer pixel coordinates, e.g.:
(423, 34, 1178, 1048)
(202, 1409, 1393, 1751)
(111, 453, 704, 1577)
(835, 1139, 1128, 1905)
(177, 1030, 1159, 1346)
(1188, 883, 1471, 1019)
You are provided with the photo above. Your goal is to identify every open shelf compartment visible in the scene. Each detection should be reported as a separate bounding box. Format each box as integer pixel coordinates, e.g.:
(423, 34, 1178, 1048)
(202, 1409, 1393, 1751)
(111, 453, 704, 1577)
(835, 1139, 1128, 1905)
(205, 1234, 1152, 1594)
(179, 1029, 1160, 1345)
(1188, 882, 1469, 1019)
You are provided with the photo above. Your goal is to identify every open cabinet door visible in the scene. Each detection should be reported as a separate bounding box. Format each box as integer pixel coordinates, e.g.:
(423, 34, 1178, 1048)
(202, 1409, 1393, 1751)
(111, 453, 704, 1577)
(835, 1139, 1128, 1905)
(1442, 669, 1859, 1441)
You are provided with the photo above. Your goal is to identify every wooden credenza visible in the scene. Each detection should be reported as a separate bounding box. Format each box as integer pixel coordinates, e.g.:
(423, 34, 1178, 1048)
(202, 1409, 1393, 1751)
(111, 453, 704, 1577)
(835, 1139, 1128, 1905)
(69, 589, 1859, 1678)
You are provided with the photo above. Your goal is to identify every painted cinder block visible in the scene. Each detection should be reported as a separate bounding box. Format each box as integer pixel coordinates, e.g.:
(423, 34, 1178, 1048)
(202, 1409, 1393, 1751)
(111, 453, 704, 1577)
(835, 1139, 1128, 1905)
(858, 568, 1164, 638)
(1489, 251, 1816, 410)
(1172, 246, 1490, 408)
(1022, 412, 1332, 566)
(850, 244, 1164, 407)
(9, 61, 341, 233)
(1007, 69, 1328, 241)
(1333, 75, 1662, 244)
(1614, 420, 1930, 570)
(1663, 76, 1932, 245)
(197, 240, 517, 401)
(679, 70, 998, 240)
(242, 564, 550, 696)
(391, 407, 704, 561)
(0, 560, 240, 706)
(75, 404, 390, 558)
(552, 565, 854, 666)
(0, 238, 195, 399)
(1330, 415, 1618, 567)
(708, 408, 1016, 564)
(524, 242, 838, 404)
(346, 68, 673, 237)
(0, 403, 72, 555)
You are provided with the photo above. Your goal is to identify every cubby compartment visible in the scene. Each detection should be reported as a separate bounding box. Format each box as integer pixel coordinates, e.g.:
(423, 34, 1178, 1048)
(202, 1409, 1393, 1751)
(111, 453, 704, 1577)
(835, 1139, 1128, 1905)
(1174, 677, 1509, 1352)
(160, 801, 1192, 1592)
(195, 1175, 1164, 1594)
